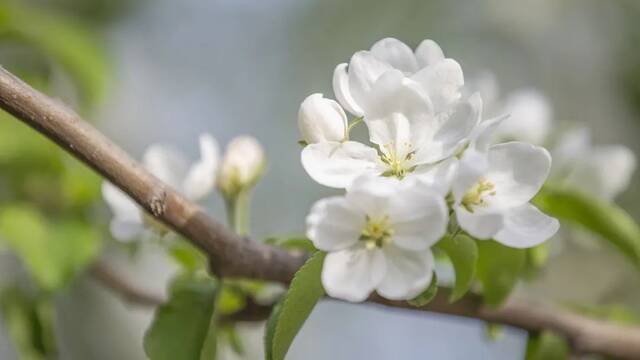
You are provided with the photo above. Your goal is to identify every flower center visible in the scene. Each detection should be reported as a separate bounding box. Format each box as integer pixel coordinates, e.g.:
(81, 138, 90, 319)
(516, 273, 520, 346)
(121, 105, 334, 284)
(380, 142, 417, 180)
(461, 177, 496, 213)
(360, 215, 394, 249)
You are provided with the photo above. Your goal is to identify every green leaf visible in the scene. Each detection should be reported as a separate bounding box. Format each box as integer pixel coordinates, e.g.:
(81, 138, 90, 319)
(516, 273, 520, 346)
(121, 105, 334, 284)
(0, 205, 101, 291)
(222, 325, 245, 356)
(264, 236, 317, 253)
(144, 276, 219, 360)
(265, 251, 326, 360)
(476, 240, 526, 307)
(0, 2, 111, 109)
(408, 272, 438, 307)
(0, 289, 56, 360)
(523, 243, 549, 280)
(526, 331, 569, 360)
(169, 240, 207, 274)
(435, 234, 478, 302)
(565, 303, 640, 325)
(534, 186, 640, 267)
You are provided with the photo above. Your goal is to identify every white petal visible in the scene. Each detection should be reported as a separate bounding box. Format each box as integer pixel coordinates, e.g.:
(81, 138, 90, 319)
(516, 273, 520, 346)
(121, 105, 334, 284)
(298, 93, 348, 143)
(102, 182, 141, 222)
(496, 89, 552, 145)
(411, 157, 459, 196)
(494, 203, 559, 248)
(452, 148, 489, 203)
(414, 39, 445, 68)
(484, 142, 551, 210)
(370, 37, 418, 73)
(419, 96, 479, 163)
(333, 63, 364, 116)
(470, 115, 506, 153)
(552, 128, 591, 171)
(348, 51, 394, 108)
(411, 58, 464, 112)
(183, 134, 219, 200)
(345, 175, 398, 219)
(456, 209, 504, 239)
(301, 141, 383, 188)
(143, 144, 190, 189)
(322, 246, 386, 302)
(376, 246, 435, 300)
(387, 184, 448, 250)
(566, 145, 636, 200)
(306, 196, 364, 252)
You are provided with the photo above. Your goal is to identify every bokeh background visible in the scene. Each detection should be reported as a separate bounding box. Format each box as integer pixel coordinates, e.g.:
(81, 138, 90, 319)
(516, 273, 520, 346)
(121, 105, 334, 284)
(1, 0, 640, 359)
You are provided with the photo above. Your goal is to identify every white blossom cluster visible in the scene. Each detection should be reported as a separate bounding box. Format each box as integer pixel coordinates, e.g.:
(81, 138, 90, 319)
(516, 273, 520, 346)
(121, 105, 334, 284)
(298, 38, 560, 302)
(102, 135, 265, 242)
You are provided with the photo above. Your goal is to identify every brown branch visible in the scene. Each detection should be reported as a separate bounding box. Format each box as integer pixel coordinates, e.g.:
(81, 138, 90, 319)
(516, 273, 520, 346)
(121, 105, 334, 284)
(0, 66, 639, 359)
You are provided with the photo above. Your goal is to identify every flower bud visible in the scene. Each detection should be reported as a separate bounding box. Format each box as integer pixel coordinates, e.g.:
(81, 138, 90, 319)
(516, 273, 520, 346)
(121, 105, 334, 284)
(218, 136, 265, 197)
(298, 93, 348, 144)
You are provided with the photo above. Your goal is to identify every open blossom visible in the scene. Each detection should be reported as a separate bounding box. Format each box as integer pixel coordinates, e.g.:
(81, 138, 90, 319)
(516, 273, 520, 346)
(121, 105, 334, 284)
(301, 69, 479, 188)
(298, 93, 347, 143)
(306, 175, 448, 302)
(451, 141, 559, 248)
(471, 73, 552, 145)
(217, 136, 265, 197)
(103, 134, 219, 241)
(552, 128, 636, 201)
(333, 37, 463, 117)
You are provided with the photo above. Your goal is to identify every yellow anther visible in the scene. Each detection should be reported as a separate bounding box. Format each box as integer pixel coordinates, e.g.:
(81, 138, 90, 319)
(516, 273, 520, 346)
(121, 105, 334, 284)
(461, 177, 497, 213)
(360, 215, 394, 249)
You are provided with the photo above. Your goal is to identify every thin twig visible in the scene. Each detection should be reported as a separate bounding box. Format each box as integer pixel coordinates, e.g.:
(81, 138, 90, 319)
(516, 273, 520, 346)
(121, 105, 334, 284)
(0, 66, 639, 359)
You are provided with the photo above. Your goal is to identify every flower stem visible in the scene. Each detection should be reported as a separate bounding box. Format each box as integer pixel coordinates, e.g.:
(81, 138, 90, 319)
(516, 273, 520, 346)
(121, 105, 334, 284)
(225, 190, 251, 236)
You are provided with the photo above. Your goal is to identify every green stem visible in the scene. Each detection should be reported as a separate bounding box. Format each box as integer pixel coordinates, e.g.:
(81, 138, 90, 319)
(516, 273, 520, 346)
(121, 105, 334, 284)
(224, 190, 250, 236)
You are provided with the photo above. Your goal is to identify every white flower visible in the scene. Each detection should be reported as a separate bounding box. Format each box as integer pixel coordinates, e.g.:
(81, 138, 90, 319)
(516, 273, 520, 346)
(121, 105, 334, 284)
(301, 70, 479, 188)
(102, 133, 219, 242)
(306, 175, 448, 302)
(333, 38, 463, 117)
(218, 136, 265, 197)
(451, 141, 559, 248)
(298, 93, 348, 143)
(469, 73, 552, 145)
(552, 128, 636, 200)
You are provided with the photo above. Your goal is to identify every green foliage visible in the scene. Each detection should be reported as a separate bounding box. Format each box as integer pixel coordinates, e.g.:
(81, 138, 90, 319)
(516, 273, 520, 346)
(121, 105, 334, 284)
(408, 272, 438, 307)
(566, 303, 640, 325)
(0, 289, 56, 360)
(0, 205, 101, 291)
(522, 243, 549, 280)
(525, 331, 569, 360)
(534, 186, 640, 268)
(264, 236, 317, 253)
(476, 240, 526, 307)
(169, 240, 207, 274)
(264, 252, 326, 360)
(0, 1, 110, 109)
(435, 234, 478, 302)
(144, 276, 220, 360)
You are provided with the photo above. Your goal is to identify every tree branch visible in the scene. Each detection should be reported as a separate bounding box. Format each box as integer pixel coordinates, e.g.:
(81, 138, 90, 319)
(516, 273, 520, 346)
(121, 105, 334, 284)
(1, 66, 639, 359)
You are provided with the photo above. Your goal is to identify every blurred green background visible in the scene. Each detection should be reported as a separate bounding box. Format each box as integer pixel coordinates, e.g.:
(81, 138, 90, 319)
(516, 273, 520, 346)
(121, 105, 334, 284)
(0, 0, 639, 359)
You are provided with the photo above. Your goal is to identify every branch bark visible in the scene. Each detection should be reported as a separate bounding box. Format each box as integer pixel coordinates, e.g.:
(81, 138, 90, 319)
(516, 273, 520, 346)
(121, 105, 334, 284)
(0, 66, 639, 359)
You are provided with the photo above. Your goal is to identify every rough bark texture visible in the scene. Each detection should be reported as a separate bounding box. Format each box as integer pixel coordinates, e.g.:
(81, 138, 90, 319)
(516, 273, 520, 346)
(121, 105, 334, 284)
(1, 66, 639, 359)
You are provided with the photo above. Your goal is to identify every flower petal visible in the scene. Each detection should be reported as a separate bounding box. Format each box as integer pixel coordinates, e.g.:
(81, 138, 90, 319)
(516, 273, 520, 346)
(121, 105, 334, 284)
(102, 182, 141, 222)
(565, 145, 636, 201)
(456, 209, 504, 239)
(470, 115, 506, 153)
(387, 183, 448, 250)
(370, 37, 418, 74)
(496, 89, 552, 145)
(376, 246, 434, 300)
(411, 58, 464, 112)
(411, 157, 459, 196)
(348, 51, 394, 108)
(333, 63, 364, 116)
(322, 246, 386, 302)
(109, 219, 143, 242)
(345, 175, 398, 219)
(143, 144, 190, 189)
(452, 148, 489, 203)
(494, 203, 559, 248)
(183, 133, 219, 200)
(484, 142, 552, 209)
(306, 196, 364, 251)
(301, 141, 383, 188)
(414, 39, 445, 68)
